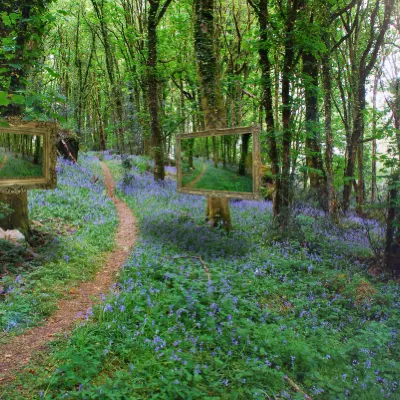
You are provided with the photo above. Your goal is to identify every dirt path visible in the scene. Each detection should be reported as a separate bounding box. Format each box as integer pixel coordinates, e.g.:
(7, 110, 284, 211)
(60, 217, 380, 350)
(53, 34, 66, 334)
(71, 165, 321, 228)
(186, 160, 206, 188)
(0, 162, 137, 383)
(0, 152, 7, 170)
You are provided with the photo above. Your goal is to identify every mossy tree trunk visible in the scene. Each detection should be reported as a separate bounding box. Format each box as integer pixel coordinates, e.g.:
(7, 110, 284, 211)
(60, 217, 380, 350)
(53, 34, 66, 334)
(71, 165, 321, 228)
(249, 0, 281, 218)
(145, 0, 173, 180)
(194, 0, 232, 230)
(0, 3, 39, 237)
(0, 191, 30, 236)
(302, 48, 325, 191)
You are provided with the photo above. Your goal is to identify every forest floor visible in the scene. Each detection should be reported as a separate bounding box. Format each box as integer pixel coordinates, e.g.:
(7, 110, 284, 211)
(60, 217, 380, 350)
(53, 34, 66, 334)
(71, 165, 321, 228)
(183, 158, 253, 192)
(0, 154, 399, 399)
(0, 151, 42, 179)
(0, 162, 137, 383)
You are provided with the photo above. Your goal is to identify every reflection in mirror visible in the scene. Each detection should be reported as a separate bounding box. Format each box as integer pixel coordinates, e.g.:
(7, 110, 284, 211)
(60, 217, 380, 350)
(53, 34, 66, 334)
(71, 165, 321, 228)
(180, 134, 253, 192)
(0, 132, 44, 179)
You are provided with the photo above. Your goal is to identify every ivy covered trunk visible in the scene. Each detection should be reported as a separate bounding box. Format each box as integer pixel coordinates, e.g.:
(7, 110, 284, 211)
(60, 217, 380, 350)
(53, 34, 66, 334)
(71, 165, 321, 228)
(0, 4, 36, 237)
(254, 0, 281, 218)
(194, 0, 231, 230)
(302, 49, 325, 191)
(147, 0, 166, 181)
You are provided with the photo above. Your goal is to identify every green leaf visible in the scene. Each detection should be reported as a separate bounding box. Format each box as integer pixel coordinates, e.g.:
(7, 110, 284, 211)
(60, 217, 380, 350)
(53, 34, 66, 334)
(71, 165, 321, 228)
(44, 66, 60, 78)
(0, 91, 10, 106)
(12, 94, 25, 105)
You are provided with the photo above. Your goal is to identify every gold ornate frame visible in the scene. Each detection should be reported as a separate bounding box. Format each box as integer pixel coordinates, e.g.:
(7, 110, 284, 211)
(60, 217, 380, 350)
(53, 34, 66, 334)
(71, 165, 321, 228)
(0, 120, 57, 193)
(176, 126, 261, 200)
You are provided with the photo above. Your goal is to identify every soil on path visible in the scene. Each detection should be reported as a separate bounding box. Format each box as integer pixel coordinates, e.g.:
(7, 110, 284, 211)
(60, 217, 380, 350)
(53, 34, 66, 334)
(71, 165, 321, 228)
(0, 162, 137, 383)
(0, 152, 7, 170)
(186, 160, 206, 188)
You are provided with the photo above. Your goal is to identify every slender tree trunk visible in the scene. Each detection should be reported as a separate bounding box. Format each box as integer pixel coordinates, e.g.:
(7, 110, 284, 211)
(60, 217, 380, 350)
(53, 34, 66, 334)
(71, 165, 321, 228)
(321, 50, 337, 218)
(371, 74, 379, 202)
(147, 0, 165, 180)
(194, 0, 231, 230)
(302, 49, 325, 191)
(385, 172, 399, 278)
(280, 3, 297, 221)
(251, 0, 281, 217)
(238, 133, 250, 175)
(343, 78, 366, 213)
(188, 138, 194, 169)
(33, 135, 41, 165)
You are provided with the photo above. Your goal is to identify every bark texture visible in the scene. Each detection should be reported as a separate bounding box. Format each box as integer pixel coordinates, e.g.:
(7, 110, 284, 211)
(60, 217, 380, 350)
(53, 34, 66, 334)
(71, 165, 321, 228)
(194, 0, 231, 230)
(0, 191, 30, 236)
(250, 0, 281, 217)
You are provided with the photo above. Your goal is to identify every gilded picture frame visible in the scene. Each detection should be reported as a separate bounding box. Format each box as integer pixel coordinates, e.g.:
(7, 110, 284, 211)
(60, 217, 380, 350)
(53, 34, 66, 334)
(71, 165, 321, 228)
(176, 126, 261, 200)
(0, 119, 57, 193)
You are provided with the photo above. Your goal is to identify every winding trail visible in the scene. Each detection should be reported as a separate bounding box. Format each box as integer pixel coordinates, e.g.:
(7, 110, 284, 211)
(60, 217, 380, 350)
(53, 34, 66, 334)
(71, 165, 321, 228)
(0, 162, 137, 383)
(186, 160, 206, 189)
(0, 152, 7, 170)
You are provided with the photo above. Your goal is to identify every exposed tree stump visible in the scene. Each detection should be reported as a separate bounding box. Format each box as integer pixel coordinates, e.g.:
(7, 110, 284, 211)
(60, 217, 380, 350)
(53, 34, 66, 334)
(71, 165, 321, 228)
(206, 197, 232, 231)
(0, 191, 30, 237)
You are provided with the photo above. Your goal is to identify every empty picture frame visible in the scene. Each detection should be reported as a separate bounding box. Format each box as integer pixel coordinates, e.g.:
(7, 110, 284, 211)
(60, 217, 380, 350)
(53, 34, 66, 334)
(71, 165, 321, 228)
(176, 126, 261, 200)
(0, 120, 57, 192)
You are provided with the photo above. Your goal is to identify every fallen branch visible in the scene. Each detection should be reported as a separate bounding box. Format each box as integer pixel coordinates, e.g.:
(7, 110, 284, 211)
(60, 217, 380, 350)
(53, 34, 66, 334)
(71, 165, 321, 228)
(165, 255, 211, 283)
(61, 139, 77, 164)
(284, 375, 312, 400)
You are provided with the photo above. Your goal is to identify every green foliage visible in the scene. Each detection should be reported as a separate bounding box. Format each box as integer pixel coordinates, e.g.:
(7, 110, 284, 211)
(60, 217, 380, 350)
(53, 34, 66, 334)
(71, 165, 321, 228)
(0, 200, 12, 220)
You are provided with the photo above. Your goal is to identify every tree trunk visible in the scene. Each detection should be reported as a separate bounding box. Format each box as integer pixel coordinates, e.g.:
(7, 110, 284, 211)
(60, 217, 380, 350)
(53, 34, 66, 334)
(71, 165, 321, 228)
(371, 74, 379, 203)
(188, 138, 194, 169)
(280, 3, 297, 222)
(251, 0, 281, 217)
(33, 135, 41, 165)
(147, 0, 166, 181)
(302, 49, 325, 191)
(385, 172, 400, 278)
(238, 133, 250, 176)
(321, 50, 337, 219)
(0, 191, 30, 236)
(194, 0, 231, 230)
(343, 78, 366, 213)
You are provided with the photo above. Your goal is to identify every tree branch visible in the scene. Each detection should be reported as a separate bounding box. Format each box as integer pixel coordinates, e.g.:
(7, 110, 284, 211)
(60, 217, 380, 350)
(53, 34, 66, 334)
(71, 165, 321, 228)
(330, 0, 358, 22)
(156, 0, 174, 26)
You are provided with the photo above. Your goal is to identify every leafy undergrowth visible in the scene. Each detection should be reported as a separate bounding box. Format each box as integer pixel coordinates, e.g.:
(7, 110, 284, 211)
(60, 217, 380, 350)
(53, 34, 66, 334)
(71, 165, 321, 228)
(0, 155, 117, 336)
(3, 157, 399, 399)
